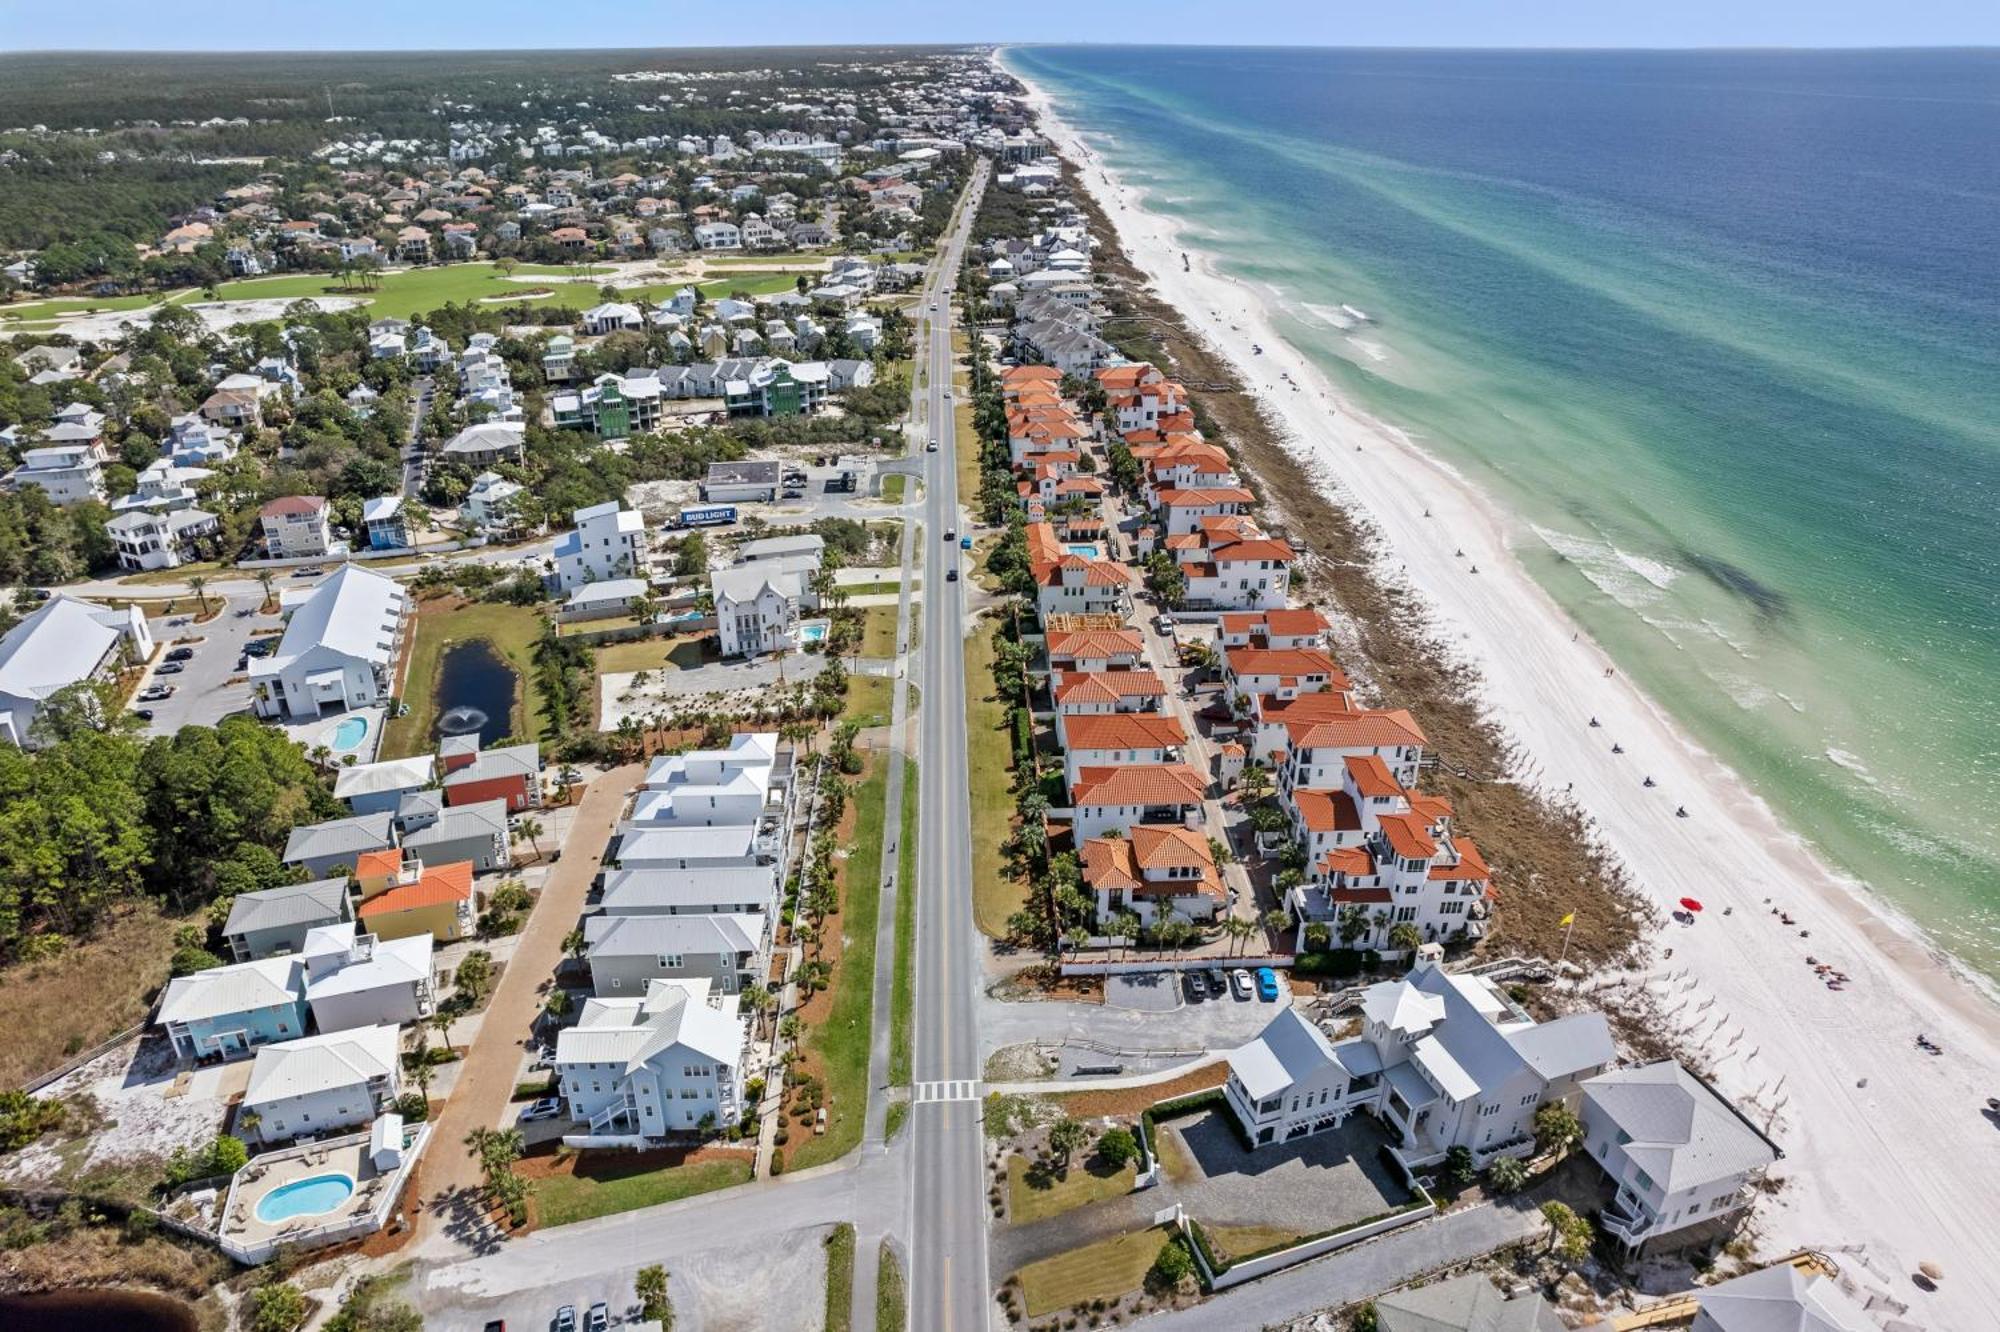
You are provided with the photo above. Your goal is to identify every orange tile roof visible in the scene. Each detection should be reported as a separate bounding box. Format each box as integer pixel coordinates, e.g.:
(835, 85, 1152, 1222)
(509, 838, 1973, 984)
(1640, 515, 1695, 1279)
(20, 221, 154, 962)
(1264, 607, 1332, 637)
(357, 859, 474, 917)
(1376, 812, 1438, 862)
(1156, 487, 1255, 507)
(1407, 793, 1454, 825)
(1257, 693, 1357, 725)
(1429, 837, 1491, 881)
(1294, 789, 1361, 834)
(1081, 837, 1141, 891)
(1071, 764, 1207, 808)
(1003, 365, 1062, 384)
(1062, 713, 1187, 751)
(1213, 538, 1296, 564)
(1226, 646, 1345, 681)
(1055, 671, 1167, 706)
(1047, 626, 1146, 660)
(1344, 754, 1403, 799)
(1319, 846, 1378, 879)
(1287, 709, 1427, 752)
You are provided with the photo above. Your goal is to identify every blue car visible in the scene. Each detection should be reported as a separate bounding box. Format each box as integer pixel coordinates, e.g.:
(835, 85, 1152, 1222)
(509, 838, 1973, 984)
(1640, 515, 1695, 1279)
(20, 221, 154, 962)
(1255, 967, 1280, 1002)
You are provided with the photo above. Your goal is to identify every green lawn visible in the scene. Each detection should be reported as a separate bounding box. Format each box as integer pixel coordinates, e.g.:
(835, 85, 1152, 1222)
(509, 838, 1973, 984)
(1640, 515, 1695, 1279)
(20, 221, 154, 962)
(1014, 1227, 1170, 1318)
(966, 620, 1026, 937)
(788, 759, 890, 1172)
(595, 634, 708, 675)
(117, 560, 226, 587)
(889, 761, 919, 1086)
(0, 291, 164, 321)
(841, 673, 899, 727)
(859, 606, 902, 661)
(840, 579, 906, 598)
(1007, 1153, 1138, 1225)
(532, 1154, 751, 1229)
(824, 1222, 856, 1332)
(379, 598, 546, 759)
(884, 1099, 910, 1144)
(881, 474, 906, 503)
(877, 1242, 907, 1332)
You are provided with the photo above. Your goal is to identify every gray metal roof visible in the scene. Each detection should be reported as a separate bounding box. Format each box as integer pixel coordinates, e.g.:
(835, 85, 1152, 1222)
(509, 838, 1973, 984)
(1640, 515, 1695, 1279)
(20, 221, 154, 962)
(1583, 1060, 1780, 1195)
(1375, 1274, 1565, 1332)
(585, 912, 763, 958)
(403, 798, 508, 850)
(222, 878, 350, 939)
(282, 811, 395, 865)
(1692, 1265, 1878, 1332)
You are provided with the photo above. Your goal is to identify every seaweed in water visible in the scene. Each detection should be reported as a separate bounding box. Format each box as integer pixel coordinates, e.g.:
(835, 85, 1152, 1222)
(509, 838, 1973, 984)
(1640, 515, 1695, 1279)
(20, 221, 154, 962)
(1677, 549, 1788, 623)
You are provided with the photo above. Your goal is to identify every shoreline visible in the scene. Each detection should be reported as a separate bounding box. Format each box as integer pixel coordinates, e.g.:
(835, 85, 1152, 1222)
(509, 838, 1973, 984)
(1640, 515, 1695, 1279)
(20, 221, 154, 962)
(1004, 50, 2000, 1324)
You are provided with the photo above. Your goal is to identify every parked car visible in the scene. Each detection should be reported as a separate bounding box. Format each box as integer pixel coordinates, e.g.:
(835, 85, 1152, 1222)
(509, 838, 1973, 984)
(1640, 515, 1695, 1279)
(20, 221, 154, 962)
(555, 1306, 576, 1332)
(133, 709, 154, 722)
(165, 646, 194, 662)
(1207, 967, 1227, 996)
(290, 567, 320, 578)
(1183, 971, 1206, 1002)
(1229, 969, 1252, 1000)
(154, 661, 185, 675)
(586, 1303, 609, 1332)
(960, 535, 972, 550)
(520, 1097, 563, 1123)
(1256, 967, 1281, 1002)
(138, 684, 176, 702)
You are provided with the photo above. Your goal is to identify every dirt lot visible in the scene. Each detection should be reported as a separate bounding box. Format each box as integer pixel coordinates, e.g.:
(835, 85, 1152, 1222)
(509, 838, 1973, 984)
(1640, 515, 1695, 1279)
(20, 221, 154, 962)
(1050, 1062, 1227, 1119)
(0, 902, 186, 1089)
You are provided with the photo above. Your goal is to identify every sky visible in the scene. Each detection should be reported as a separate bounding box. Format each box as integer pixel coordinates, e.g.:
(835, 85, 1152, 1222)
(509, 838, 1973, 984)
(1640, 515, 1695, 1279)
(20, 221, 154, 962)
(2, 0, 1997, 51)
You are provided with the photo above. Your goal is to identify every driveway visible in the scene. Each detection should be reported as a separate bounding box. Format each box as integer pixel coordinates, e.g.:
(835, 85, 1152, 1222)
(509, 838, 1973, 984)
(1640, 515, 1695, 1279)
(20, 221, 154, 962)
(135, 593, 278, 736)
(1163, 1107, 1407, 1235)
(415, 765, 642, 1252)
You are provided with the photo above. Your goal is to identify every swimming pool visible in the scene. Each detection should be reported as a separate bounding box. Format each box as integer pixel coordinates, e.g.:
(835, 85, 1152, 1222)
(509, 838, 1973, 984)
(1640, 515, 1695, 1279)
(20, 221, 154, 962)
(800, 622, 829, 645)
(324, 715, 370, 752)
(255, 1172, 355, 1224)
(1065, 543, 1101, 559)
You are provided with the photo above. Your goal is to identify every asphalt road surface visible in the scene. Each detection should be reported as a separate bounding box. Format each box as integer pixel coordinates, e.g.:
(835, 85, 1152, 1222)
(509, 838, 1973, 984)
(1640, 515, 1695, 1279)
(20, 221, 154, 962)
(908, 157, 992, 1332)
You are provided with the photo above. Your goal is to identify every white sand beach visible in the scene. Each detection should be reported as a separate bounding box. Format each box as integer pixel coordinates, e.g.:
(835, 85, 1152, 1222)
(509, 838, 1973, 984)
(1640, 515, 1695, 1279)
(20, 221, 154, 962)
(1013, 63, 2000, 1327)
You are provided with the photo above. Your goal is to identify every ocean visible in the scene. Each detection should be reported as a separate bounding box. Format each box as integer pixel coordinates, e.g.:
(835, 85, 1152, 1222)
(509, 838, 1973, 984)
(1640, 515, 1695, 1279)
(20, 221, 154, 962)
(1004, 46, 2000, 980)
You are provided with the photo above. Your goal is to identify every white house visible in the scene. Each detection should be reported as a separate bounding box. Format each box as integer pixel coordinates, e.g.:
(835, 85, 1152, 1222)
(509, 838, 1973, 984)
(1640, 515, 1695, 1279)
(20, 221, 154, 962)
(555, 978, 747, 1139)
(554, 500, 648, 591)
(107, 506, 219, 572)
(597, 865, 778, 918)
(1067, 763, 1207, 842)
(612, 823, 766, 871)
(583, 911, 768, 997)
(0, 596, 154, 747)
(460, 471, 525, 532)
(250, 565, 408, 720)
(711, 560, 815, 658)
(693, 221, 742, 250)
(5, 443, 106, 504)
(301, 922, 436, 1033)
(1079, 824, 1225, 927)
(333, 754, 438, 816)
(1580, 1061, 1781, 1250)
(633, 733, 784, 827)
(582, 301, 644, 335)
(439, 422, 525, 467)
(238, 1025, 402, 1146)
(1689, 1266, 1879, 1332)
(259, 495, 334, 559)
(1223, 961, 1612, 1165)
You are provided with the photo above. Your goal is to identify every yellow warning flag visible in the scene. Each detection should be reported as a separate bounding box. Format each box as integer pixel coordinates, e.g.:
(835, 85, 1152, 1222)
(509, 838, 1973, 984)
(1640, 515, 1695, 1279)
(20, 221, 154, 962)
(1558, 912, 1575, 927)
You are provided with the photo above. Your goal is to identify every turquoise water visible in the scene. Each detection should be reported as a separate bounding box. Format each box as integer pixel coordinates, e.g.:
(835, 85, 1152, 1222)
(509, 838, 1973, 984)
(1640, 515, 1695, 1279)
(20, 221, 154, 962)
(1007, 47, 2000, 980)
(255, 1172, 354, 1223)
(1065, 543, 1103, 559)
(325, 714, 370, 752)
(800, 621, 829, 644)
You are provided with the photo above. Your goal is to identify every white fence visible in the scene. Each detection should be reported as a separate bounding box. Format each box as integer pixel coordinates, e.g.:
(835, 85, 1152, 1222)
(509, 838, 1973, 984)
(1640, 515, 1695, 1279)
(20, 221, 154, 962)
(212, 1121, 433, 1265)
(1178, 1197, 1436, 1291)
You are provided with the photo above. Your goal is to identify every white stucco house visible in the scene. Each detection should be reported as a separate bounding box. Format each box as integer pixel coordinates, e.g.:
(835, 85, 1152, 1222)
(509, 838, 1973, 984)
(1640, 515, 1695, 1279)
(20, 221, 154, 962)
(555, 978, 747, 1140)
(301, 922, 436, 1034)
(710, 559, 816, 658)
(238, 1024, 402, 1146)
(249, 565, 408, 720)
(633, 732, 784, 827)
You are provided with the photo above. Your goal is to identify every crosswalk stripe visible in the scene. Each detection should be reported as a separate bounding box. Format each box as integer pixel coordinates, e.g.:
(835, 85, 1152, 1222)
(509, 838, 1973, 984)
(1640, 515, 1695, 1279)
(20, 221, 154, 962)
(913, 1079, 982, 1104)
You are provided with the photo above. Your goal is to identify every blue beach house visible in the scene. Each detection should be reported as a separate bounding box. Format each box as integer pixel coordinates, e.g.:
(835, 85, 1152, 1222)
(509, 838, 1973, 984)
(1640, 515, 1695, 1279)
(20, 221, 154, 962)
(155, 955, 310, 1061)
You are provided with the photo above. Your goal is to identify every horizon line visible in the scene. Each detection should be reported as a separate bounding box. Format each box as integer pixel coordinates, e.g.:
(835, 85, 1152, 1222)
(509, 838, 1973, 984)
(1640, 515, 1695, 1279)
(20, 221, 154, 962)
(4, 41, 1999, 57)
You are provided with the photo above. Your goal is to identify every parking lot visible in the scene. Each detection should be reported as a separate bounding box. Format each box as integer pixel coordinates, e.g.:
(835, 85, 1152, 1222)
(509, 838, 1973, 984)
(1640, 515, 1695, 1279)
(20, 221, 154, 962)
(134, 592, 281, 736)
(1161, 1106, 1409, 1238)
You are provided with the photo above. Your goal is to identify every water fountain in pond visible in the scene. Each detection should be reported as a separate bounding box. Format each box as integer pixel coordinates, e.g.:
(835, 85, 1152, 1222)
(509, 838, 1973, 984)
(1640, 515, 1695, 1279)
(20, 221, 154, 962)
(437, 705, 489, 736)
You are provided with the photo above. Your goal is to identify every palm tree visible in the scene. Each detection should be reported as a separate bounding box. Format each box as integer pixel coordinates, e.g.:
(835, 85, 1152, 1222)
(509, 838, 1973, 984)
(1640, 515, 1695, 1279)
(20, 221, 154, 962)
(188, 574, 211, 618)
(1223, 915, 1256, 957)
(514, 816, 545, 859)
(256, 568, 275, 611)
(1260, 908, 1290, 950)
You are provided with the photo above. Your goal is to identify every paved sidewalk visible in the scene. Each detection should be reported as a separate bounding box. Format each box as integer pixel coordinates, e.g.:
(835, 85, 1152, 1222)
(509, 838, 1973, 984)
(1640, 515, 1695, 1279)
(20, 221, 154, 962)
(414, 765, 642, 1255)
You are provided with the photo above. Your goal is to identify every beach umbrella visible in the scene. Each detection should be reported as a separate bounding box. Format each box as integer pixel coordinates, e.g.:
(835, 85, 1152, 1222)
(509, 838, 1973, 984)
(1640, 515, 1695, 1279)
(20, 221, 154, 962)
(1679, 897, 1704, 913)
(1919, 1261, 1943, 1282)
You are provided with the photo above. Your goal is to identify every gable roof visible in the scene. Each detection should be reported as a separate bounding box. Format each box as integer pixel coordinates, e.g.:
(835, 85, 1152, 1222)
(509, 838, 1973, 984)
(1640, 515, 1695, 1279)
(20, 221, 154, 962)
(1375, 1273, 1565, 1332)
(584, 912, 762, 958)
(282, 811, 395, 866)
(1692, 1265, 1878, 1332)
(558, 978, 744, 1073)
(356, 859, 474, 917)
(259, 564, 406, 675)
(158, 956, 303, 1026)
(243, 1024, 399, 1107)
(1070, 764, 1206, 808)
(0, 596, 125, 705)
(1061, 713, 1187, 751)
(222, 878, 349, 939)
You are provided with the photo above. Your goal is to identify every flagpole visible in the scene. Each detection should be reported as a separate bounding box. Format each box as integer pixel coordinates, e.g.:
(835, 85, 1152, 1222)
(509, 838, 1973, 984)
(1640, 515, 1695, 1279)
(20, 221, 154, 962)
(1556, 914, 1575, 971)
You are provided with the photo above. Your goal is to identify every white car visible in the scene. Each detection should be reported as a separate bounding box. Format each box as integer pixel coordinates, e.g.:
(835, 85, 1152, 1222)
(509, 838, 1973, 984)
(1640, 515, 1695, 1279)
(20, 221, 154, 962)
(519, 1097, 564, 1123)
(1229, 969, 1253, 1001)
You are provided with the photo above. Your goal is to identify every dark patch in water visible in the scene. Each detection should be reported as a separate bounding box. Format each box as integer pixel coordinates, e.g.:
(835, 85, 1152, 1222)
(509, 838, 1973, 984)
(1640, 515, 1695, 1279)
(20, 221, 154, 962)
(432, 639, 518, 748)
(1678, 549, 1788, 622)
(0, 1288, 199, 1331)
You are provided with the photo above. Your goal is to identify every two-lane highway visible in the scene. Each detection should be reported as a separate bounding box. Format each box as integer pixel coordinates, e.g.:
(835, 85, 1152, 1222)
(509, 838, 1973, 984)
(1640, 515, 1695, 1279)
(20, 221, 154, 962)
(908, 157, 993, 1332)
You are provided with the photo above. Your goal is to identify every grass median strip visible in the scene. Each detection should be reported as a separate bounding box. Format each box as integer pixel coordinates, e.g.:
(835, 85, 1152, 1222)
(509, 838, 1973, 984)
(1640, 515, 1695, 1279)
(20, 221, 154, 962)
(824, 1222, 856, 1332)
(966, 618, 1026, 936)
(877, 1241, 907, 1332)
(788, 756, 890, 1171)
(889, 760, 920, 1086)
